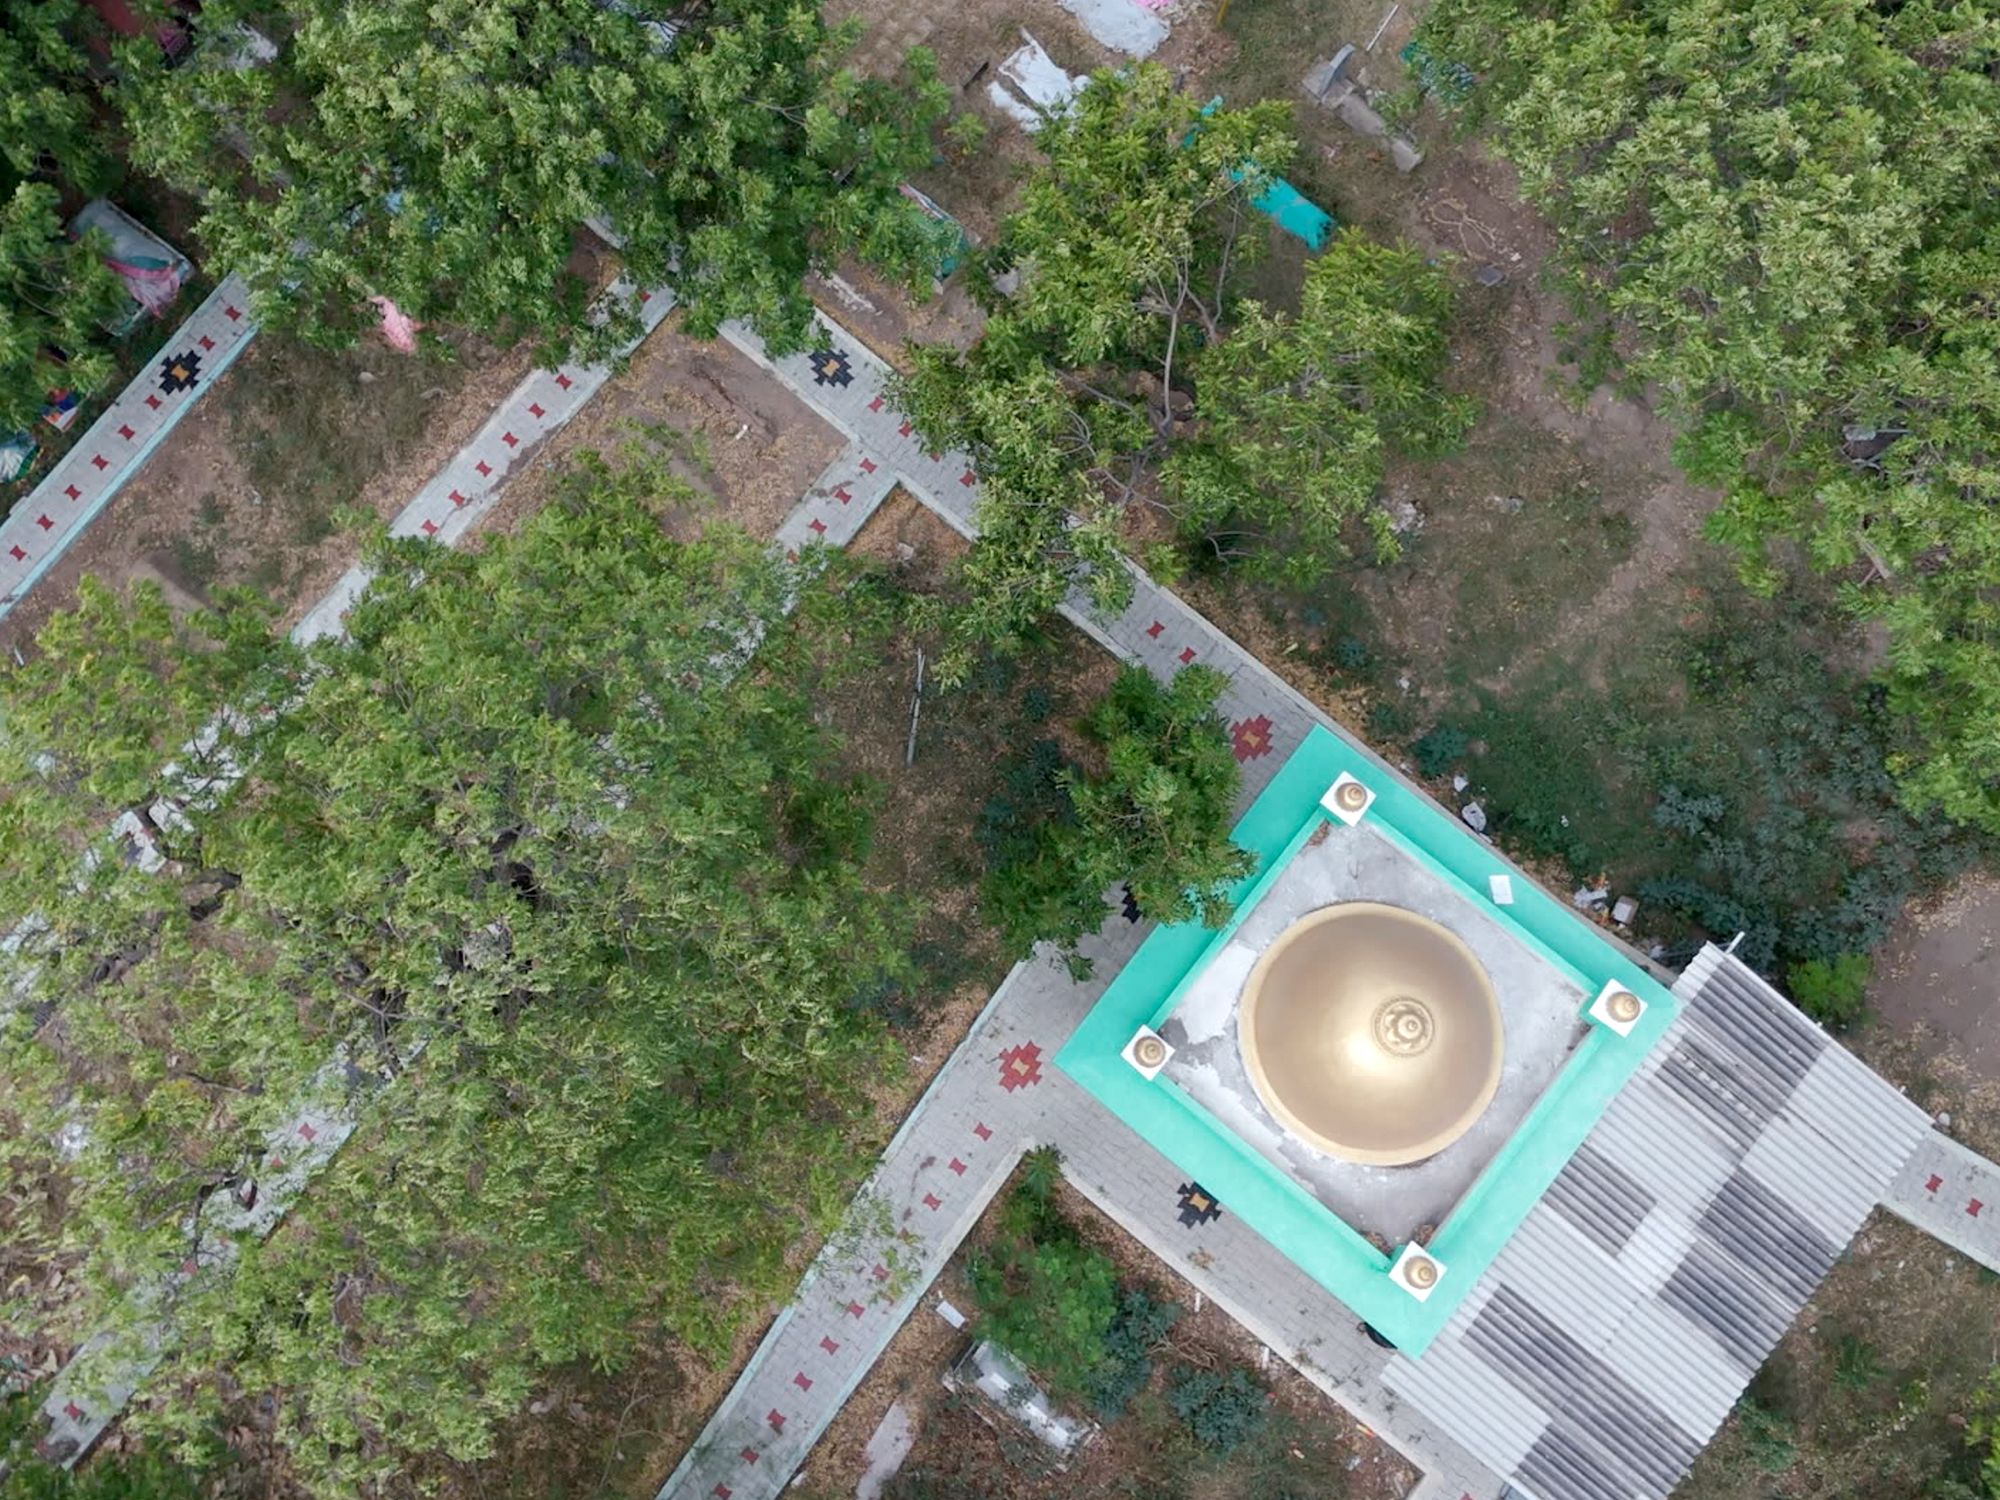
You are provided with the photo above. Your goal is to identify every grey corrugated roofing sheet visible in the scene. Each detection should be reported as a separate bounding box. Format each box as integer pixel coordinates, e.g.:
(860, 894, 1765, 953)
(1383, 944, 1934, 1500)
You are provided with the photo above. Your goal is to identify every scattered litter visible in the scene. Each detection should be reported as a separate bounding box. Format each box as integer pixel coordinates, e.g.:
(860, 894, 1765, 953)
(1611, 896, 1639, 926)
(1474, 263, 1507, 288)
(936, 1296, 967, 1328)
(1572, 884, 1610, 913)
(987, 31, 1088, 131)
(1460, 801, 1487, 833)
(1451, 773, 1469, 793)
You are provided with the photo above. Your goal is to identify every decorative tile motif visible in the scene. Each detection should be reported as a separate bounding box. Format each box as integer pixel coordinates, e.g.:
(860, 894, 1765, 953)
(973, 1122, 993, 1141)
(1971, 1198, 1985, 1218)
(998, 1041, 1044, 1092)
(1178, 646, 1198, 665)
(819, 1335, 840, 1355)
(1927, 1174, 1943, 1193)
(1230, 714, 1275, 763)
(158, 349, 204, 394)
(810, 348, 854, 388)
(767, 1409, 786, 1432)
(1145, 620, 1165, 639)
(1176, 1182, 1223, 1227)
(922, 1192, 942, 1211)
(948, 1157, 967, 1176)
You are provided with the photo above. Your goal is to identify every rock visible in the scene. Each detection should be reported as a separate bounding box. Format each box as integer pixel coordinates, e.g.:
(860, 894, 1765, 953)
(1488, 493, 1523, 513)
(1474, 263, 1507, 289)
(1572, 884, 1610, 912)
(1938, 1111, 1953, 1128)
(1386, 497, 1423, 534)
(1460, 801, 1487, 833)
(357, 370, 375, 384)
(894, 542, 917, 561)
(1452, 773, 1469, 793)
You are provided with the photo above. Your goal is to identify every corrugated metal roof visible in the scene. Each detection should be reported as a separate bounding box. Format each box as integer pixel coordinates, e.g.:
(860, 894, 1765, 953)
(1383, 944, 1934, 1500)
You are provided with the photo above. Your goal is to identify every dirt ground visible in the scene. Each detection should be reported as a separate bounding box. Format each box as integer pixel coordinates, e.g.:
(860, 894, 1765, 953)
(1870, 872, 2000, 1074)
(799, 1173, 1416, 1500)
(477, 313, 848, 547)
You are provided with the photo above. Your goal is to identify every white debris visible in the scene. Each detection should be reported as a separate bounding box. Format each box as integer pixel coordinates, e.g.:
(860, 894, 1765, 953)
(987, 31, 1087, 132)
(1452, 773, 1469, 793)
(1460, 801, 1487, 833)
(1057, 0, 1167, 57)
(1611, 896, 1639, 926)
(1572, 884, 1610, 912)
(935, 1297, 967, 1329)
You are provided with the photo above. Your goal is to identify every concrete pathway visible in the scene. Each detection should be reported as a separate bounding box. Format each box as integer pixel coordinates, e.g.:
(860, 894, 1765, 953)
(0, 275, 259, 621)
(1883, 1131, 2000, 1272)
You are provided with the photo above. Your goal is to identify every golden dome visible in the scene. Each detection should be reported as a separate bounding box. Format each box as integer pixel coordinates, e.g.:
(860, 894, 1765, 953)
(1238, 902, 1503, 1166)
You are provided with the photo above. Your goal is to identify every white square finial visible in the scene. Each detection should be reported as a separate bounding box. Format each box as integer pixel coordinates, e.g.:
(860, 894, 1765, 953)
(1388, 1243, 1446, 1301)
(1321, 772, 1375, 826)
(1121, 1026, 1175, 1080)
(1586, 978, 1647, 1036)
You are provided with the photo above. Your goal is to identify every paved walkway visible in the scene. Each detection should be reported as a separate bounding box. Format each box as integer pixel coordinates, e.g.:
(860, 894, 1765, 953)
(0, 275, 259, 620)
(1883, 1131, 2000, 1271)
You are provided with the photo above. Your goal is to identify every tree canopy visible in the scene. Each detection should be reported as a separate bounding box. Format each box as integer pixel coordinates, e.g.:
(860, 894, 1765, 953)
(0, 182, 126, 433)
(1413, 0, 2000, 827)
(0, 454, 906, 1491)
(897, 66, 1469, 670)
(116, 0, 951, 355)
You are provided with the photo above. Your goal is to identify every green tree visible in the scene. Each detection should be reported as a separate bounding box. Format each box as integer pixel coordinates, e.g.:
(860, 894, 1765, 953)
(967, 1161, 1118, 1396)
(0, 181, 127, 434)
(0, 452, 906, 1492)
(1, 1, 104, 192)
(1413, 0, 2000, 827)
(895, 67, 1294, 666)
(1164, 234, 1476, 583)
(119, 0, 950, 355)
(980, 663, 1251, 974)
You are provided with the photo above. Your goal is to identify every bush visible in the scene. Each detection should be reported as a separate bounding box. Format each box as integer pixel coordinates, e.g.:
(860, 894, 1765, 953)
(1167, 1367, 1269, 1454)
(1787, 954, 1872, 1031)
(968, 1166, 1119, 1396)
(1411, 723, 1469, 779)
(1086, 1288, 1181, 1420)
(0, 1391, 211, 1500)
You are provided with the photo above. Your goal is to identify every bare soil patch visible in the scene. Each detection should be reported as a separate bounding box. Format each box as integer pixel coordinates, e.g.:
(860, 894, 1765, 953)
(1869, 871, 2000, 1076)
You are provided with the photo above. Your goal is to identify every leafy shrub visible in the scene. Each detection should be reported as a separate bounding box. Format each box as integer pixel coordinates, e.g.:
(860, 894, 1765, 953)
(969, 1163, 1118, 1396)
(0, 1391, 210, 1500)
(1411, 723, 1469, 779)
(1335, 636, 1373, 672)
(1787, 954, 1871, 1031)
(1733, 1395, 1799, 1476)
(980, 666, 1252, 975)
(1086, 1288, 1181, 1420)
(1167, 1367, 1269, 1454)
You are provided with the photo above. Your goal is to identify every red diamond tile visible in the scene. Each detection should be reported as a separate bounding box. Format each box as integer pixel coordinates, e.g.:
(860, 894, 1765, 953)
(898, 421, 913, 437)
(1231, 714, 1274, 763)
(449, 489, 468, 506)
(1146, 620, 1165, 639)
(63, 1401, 85, 1422)
(872, 1263, 889, 1282)
(973, 1122, 992, 1141)
(859, 457, 877, 474)
(998, 1041, 1044, 1092)
(1970, 1198, 1985, 1218)
(767, 1409, 787, 1432)
(91, 454, 109, 470)
(712, 1487, 731, 1500)
(819, 1335, 840, 1355)
(224, 304, 242, 321)
(528, 402, 545, 419)
(9, 545, 25, 562)
(1926, 1173, 1943, 1193)
(501, 431, 519, 448)
(118, 424, 135, 440)
(420, 519, 439, 536)
(740, 1447, 758, 1464)
(808, 518, 827, 536)
(949, 1157, 967, 1176)
(925, 450, 941, 462)
(297, 1122, 318, 1142)
(63, 484, 80, 500)
(475, 460, 492, 477)
(145, 394, 161, 409)
(1178, 646, 1198, 664)
(793, 1371, 813, 1392)
(846, 1300, 864, 1318)
(197, 334, 215, 351)
(35, 514, 52, 530)
(868, 395, 885, 412)
(922, 1192, 942, 1211)
(959, 469, 977, 487)
(638, 290, 652, 303)
(267, 1154, 283, 1170)
(180, 1258, 197, 1275)
(556, 372, 573, 389)
(833, 486, 853, 504)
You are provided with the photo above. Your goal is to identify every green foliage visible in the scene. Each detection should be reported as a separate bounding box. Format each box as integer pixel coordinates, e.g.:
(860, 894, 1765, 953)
(1410, 722, 1469, 780)
(894, 67, 1292, 670)
(1788, 953, 1873, 1031)
(968, 1167, 1119, 1398)
(0, 2, 103, 191)
(1965, 1367, 2000, 1498)
(0, 1391, 209, 1500)
(1413, 0, 2000, 829)
(1, 181, 128, 433)
(1085, 1287, 1181, 1420)
(979, 664, 1252, 974)
(119, 0, 949, 357)
(1165, 235, 1476, 583)
(1732, 1396, 1799, 1476)
(1166, 1366, 1269, 1455)
(0, 453, 905, 1494)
